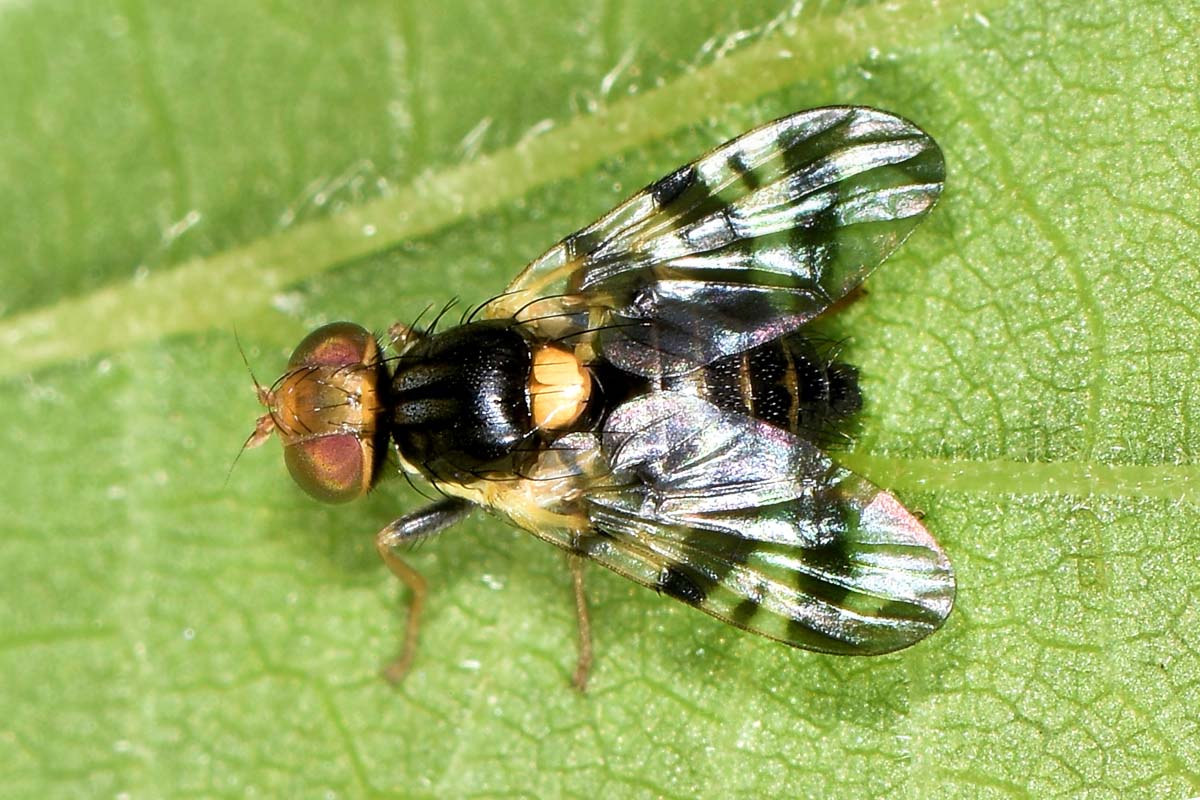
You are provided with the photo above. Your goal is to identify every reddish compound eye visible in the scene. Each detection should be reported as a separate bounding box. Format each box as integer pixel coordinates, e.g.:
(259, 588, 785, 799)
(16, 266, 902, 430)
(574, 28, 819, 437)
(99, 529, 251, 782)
(252, 322, 389, 503)
(283, 432, 370, 503)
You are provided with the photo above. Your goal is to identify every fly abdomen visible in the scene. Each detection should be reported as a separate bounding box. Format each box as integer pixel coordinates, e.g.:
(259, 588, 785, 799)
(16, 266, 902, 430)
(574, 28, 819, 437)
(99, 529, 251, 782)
(687, 335, 861, 443)
(391, 321, 532, 475)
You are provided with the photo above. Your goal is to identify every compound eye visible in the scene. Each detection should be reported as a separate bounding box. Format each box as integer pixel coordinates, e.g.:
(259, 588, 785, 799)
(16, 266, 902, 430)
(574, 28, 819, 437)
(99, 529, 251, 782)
(289, 321, 378, 369)
(284, 434, 372, 503)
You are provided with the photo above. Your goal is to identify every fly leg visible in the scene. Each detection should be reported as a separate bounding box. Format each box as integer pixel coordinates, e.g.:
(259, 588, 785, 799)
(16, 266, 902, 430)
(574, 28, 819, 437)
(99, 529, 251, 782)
(375, 498, 474, 684)
(569, 553, 593, 692)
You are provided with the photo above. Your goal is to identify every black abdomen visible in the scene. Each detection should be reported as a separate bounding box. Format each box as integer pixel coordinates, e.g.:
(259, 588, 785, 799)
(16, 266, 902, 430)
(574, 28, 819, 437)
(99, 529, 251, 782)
(391, 321, 532, 476)
(672, 335, 861, 443)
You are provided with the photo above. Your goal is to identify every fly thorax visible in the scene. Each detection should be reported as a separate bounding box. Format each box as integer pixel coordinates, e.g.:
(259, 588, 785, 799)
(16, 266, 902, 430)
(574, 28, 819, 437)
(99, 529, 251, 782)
(390, 321, 535, 479)
(528, 342, 592, 432)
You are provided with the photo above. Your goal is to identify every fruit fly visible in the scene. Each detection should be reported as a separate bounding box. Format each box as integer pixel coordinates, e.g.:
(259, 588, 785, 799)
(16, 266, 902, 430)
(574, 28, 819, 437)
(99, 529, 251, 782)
(249, 106, 955, 689)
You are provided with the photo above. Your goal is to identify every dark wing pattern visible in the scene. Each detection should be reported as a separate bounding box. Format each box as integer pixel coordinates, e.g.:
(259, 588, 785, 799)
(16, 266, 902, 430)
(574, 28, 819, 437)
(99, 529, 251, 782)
(491, 106, 944, 377)
(573, 394, 954, 654)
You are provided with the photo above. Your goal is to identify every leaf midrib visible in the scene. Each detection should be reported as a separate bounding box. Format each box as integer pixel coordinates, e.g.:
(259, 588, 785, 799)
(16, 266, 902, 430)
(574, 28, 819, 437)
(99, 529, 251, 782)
(0, 0, 990, 378)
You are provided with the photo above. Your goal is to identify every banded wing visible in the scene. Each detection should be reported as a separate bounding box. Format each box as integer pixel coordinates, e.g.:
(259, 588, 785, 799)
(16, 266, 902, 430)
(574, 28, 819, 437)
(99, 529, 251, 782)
(575, 394, 953, 654)
(488, 106, 944, 377)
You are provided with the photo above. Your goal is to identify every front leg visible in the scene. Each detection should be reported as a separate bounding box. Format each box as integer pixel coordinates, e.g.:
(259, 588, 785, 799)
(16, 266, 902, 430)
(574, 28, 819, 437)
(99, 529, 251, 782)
(375, 498, 474, 683)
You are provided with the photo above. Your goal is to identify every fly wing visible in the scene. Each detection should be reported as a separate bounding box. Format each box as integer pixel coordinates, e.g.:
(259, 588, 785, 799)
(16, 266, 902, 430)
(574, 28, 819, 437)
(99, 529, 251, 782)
(574, 393, 954, 654)
(489, 106, 944, 377)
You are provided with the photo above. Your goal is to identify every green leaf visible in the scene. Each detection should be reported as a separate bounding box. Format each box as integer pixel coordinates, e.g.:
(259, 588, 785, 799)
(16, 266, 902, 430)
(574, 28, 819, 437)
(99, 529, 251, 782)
(2, 0, 1198, 797)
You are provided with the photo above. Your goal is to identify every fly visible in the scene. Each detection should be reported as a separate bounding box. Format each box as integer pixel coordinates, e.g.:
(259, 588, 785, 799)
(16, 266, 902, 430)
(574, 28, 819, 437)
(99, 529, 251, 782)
(248, 106, 955, 689)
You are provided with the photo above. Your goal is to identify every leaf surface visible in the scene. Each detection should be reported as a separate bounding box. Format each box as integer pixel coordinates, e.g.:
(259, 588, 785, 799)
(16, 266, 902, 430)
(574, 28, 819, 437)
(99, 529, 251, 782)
(1, 1, 1198, 797)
